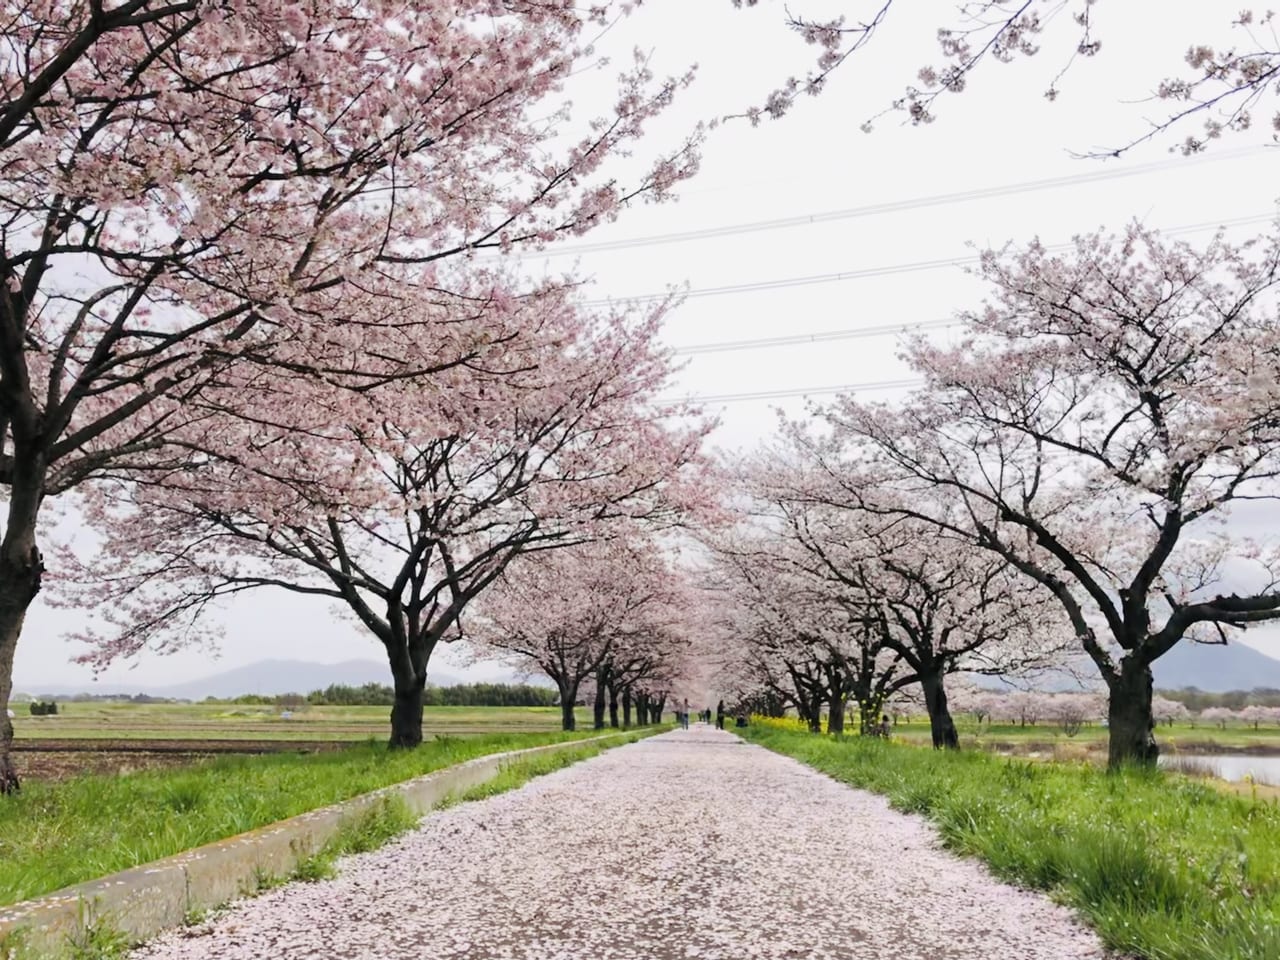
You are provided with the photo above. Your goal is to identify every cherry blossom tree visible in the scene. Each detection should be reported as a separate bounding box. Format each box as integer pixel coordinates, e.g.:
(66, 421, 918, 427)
(467, 537, 693, 732)
(0, 1, 703, 789)
(1238, 703, 1276, 729)
(1200, 705, 1236, 729)
(58, 291, 713, 748)
(948, 684, 1004, 726)
(747, 443, 1073, 748)
(738, 2, 1280, 155)
(822, 223, 1280, 766)
(1046, 691, 1105, 736)
(1152, 695, 1191, 727)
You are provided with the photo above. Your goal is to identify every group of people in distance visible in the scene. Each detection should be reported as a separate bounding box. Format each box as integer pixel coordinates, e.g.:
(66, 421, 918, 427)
(675, 699, 739, 731)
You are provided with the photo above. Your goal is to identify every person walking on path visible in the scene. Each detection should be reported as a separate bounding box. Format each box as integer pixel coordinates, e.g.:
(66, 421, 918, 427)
(680, 699, 690, 729)
(715, 700, 725, 730)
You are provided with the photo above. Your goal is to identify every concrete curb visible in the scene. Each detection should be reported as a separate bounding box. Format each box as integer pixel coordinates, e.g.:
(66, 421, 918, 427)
(0, 731, 641, 957)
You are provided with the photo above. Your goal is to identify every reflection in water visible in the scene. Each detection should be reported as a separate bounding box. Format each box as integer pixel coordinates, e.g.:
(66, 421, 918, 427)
(1160, 754, 1280, 784)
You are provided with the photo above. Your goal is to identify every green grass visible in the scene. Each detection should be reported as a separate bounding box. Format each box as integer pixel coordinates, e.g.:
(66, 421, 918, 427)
(0, 729, 623, 907)
(292, 795, 422, 883)
(885, 718, 1280, 752)
(12, 703, 597, 741)
(744, 726, 1280, 960)
(451, 736, 640, 804)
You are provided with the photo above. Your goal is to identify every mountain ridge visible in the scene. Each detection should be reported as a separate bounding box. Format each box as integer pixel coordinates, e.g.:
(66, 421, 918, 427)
(13, 658, 476, 700)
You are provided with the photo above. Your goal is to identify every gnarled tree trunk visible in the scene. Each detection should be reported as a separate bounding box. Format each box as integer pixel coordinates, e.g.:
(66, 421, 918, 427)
(593, 680, 606, 730)
(556, 678, 579, 731)
(386, 637, 431, 749)
(608, 681, 620, 729)
(826, 691, 846, 735)
(0, 458, 46, 794)
(622, 687, 633, 728)
(1108, 655, 1158, 768)
(920, 671, 959, 750)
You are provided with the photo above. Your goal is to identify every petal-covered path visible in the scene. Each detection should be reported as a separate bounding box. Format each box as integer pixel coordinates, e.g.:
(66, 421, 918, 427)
(133, 728, 1109, 960)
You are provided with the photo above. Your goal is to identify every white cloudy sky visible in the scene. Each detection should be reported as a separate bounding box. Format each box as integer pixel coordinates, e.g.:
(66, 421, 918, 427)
(16, 0, 1280, 688)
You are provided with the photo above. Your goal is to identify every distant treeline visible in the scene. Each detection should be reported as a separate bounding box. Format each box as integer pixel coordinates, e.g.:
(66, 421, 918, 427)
(1157, 688, 1280, 710)
(218, 682, 557, 708)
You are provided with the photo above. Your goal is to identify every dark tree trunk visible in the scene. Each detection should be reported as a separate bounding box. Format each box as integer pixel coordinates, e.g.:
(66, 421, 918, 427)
(1108, 656, 1158, 768)
(635, 692, 649, 726)
(608, 683, 620, 729)
(792, 680, 821, 733)
(797, 686, 822, 733)
(557, 679, 579, 731)
(389, 679, 425, 749)
(593, 680, 606, 730)
(920, 671, 959, 750)
(386, 638, 430, 749)
(826, 691, 846, 735)
(654, 696, 666, 724)
(0, 456, 46, 794)
(857, 698, 879, 736)
(0, 581, 33, 795)
(622, 688, 633, 728)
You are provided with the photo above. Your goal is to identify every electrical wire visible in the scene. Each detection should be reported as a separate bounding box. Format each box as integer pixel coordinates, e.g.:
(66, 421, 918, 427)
(501, 146, 1271, 259)
(587, 211, 1278, 307)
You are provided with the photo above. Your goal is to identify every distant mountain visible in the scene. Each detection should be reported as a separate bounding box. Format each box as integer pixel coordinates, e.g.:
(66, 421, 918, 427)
(1153, 641, 1280, 692)
(20, 659, 465, 700)
(975, 640, 1280, 694)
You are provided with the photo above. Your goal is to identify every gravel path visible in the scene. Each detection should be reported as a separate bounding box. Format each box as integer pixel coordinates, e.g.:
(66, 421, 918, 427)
(133, 728, 1110, 959)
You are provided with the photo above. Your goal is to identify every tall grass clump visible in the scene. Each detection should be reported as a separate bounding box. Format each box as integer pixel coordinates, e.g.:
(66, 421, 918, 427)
(0, 729, 610, 906)
(293, 795, 421, 882)
(744, 726, 1280, 960)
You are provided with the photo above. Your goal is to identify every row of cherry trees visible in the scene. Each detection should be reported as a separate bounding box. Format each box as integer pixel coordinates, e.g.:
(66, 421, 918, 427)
(948, 687, 1280, 731)
(0, 0, 712, 790)
(6, 1, 1280, 793)
(704, 471, 1072, 746)
(708, 223, 1280, 767)
(464, 538, 707, 731)
(944, 687, 1190, 731)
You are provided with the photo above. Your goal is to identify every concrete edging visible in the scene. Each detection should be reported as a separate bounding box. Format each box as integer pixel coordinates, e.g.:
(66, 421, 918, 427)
(0, 731, 639, 956)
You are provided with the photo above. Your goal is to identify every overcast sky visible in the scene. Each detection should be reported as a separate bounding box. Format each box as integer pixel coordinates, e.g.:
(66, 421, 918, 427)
(16, 1, 1280, 689)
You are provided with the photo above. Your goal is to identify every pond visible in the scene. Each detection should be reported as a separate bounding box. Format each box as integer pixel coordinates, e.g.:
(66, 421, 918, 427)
(1159, 753, 1280, 785)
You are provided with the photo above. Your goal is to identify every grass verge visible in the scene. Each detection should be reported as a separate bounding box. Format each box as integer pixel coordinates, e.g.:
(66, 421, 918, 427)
(449, 735, 641, 806)
(0, 728, 628, 907)
(743, 724, 1280, 960)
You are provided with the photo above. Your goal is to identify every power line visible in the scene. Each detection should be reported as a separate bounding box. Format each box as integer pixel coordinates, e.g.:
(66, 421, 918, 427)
(587, 212, 1278, 307)
(678, 378, 924, 405)
(505, 146, 1270, 259)
(674, 319, 956, 356)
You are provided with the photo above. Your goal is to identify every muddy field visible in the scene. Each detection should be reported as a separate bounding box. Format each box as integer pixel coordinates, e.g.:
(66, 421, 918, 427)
(11, 739, 347, 782)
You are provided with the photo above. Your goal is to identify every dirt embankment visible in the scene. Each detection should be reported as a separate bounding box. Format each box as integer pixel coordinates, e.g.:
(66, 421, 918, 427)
(11, 739, 347, 782)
